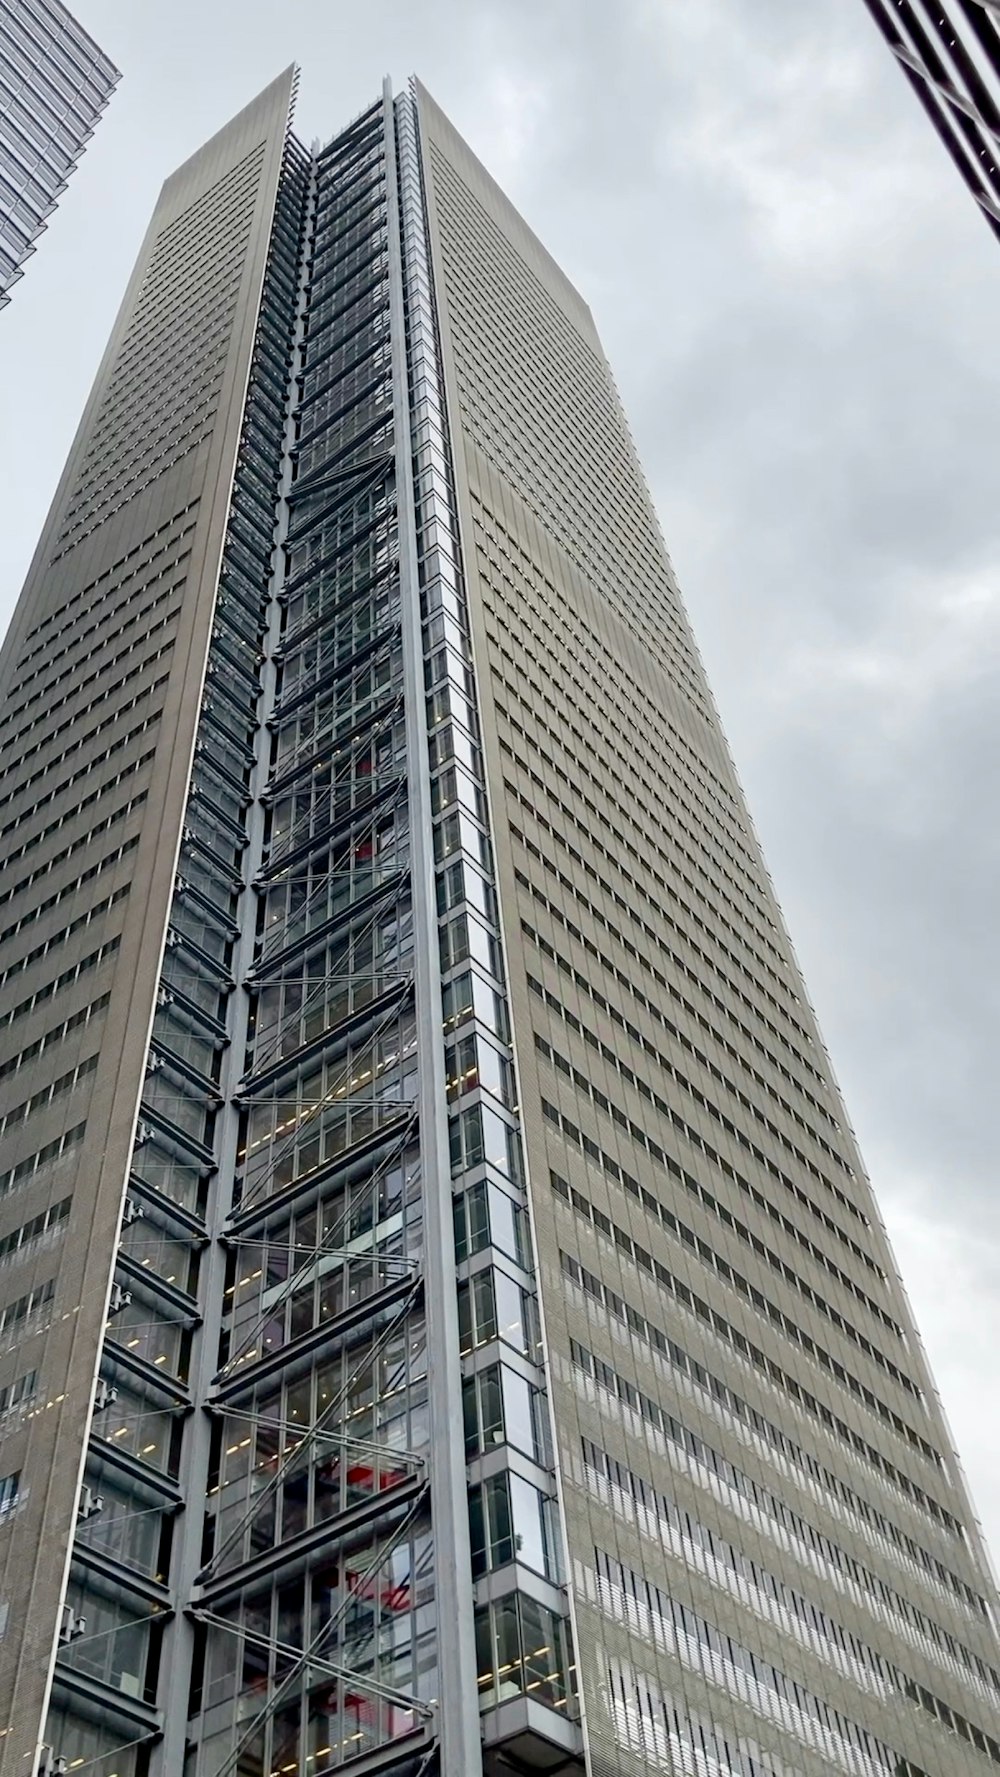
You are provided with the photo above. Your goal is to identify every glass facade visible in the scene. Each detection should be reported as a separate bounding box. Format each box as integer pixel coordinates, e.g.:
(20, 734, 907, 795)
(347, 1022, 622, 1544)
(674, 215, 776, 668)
(0, 0, 118, 306)
(0, 64, 997, 1777)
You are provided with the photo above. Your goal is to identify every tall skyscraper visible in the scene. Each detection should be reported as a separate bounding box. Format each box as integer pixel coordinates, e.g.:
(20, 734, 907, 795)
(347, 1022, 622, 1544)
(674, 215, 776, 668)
(862, 0, 1000, 240)
(0, 65, 998, 1777)
(0, 0, 118, 309)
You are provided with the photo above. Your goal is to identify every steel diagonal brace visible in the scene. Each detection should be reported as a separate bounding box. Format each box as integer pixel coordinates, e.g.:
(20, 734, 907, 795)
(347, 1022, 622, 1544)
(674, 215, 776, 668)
(220, 1119, 416, 1300)
(257, 778, 408, 890)
(234, 988, 417, 1210)
(234, 1094, 417, 1217)
(226, 1112, 418, 1243)
(266, 687, 405, 792)
(48, 1733, 159, 1773)
(218, 1223, 418, 1389)
(200, 1278, 423, 1582)
(253, 868, 407, 976)
(194, 1610, 432, 1717)
(201, 1491, 430, 1777)
(208, 1410, 426, 1478)
(248, 893, 407, 1066)
(264, 657, 403, 787)
(244, 977, 412, 1079)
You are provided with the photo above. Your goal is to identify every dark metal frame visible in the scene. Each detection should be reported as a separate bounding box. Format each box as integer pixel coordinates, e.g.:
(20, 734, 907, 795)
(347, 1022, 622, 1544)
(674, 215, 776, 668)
(862, 0, 1000, 238)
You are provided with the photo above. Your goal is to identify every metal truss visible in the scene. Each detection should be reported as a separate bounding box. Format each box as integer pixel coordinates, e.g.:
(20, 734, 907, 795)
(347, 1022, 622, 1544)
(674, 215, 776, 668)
(200, 1279, 424, 1582)
(862, 0, 1000, 236)
(177, 97, 447, 1777)
(218, 1125, 419, 1383)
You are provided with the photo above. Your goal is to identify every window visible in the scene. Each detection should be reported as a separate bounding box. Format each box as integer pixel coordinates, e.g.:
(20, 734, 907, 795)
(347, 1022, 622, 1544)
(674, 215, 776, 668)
(0, 1196, 71, 1264)
(469, 1472, 560, 1581)
(441, 968, 508, 1040)
(449, 1102, 522, 1186)
(445, 1033, 514, 1109)
(454, 1179, 530, 1270)
(457, 1266, 540, 1361)
(474, 1592, 573, 1714)
(0, 1371, 36, 1417)
(439, 909, 499, 978)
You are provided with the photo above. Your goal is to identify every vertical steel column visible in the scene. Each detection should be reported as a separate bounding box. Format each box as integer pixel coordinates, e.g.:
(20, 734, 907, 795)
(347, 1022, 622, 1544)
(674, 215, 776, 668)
(382, 78, 482, 1777)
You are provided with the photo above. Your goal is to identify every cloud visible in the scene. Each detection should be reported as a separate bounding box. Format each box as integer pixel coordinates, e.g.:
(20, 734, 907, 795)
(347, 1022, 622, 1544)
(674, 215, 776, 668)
(473, 63, 552, 182)
(453, 0, 1000, 1556)
(1, 0, 998, 1564)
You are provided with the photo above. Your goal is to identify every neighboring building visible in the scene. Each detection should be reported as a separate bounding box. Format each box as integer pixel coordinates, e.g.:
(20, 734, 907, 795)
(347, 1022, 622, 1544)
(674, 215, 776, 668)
(862, 0, 1000, 240)
(0, 0, 118, 308)
(0, 65, 998, 1777)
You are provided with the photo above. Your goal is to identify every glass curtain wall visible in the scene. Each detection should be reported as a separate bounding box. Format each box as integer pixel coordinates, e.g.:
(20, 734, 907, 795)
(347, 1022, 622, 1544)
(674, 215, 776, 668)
(193, 101, 435, 1777)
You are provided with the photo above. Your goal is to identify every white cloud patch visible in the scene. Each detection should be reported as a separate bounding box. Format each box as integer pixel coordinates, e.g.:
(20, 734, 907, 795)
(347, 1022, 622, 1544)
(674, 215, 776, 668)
(472, 61, 551, 183)
(773, 562, 1000, 739)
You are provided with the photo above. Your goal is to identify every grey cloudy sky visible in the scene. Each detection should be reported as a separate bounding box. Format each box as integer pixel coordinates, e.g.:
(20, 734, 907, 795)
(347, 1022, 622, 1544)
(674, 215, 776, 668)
(2, 0, 998, 1561)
